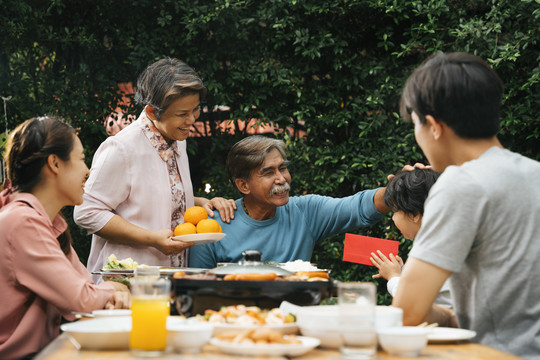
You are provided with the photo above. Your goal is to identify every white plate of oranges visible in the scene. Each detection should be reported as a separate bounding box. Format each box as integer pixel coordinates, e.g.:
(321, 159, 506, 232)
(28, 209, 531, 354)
(172, 206, 225, 245)
(172, 232, 226, 244)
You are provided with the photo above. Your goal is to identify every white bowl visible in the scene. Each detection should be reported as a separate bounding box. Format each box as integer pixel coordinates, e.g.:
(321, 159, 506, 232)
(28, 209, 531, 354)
(167, 317, 214, 353)
(92, 309, 132, 318)
(296, 305, 403, 348)
(60, 317, 131, 350)
(296, 305, 340, 348)
(375, 306, 403, 330)
(377, 326, 429, 357)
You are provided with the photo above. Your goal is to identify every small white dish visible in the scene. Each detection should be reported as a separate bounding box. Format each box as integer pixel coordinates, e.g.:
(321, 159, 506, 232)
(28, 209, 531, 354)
(428, 327, 476, 343)
(299, 327, 341, 348)
(92, 309, 132, 318)
(167, 317, 214, 353)
(60, 317, 131, 350)
(377, 326, 429, 357)
(375, 306, 403, 330)
(210, 336, 320, 356)
(296, 305, 403, 349)
(172, 233, 226, 245)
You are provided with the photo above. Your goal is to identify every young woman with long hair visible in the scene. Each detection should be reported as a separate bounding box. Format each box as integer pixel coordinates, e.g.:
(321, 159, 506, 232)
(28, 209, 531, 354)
(0, 116, 129, 360)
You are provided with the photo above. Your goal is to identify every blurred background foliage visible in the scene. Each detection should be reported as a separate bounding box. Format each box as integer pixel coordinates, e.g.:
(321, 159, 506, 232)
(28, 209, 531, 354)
(1, 0, 538, 304)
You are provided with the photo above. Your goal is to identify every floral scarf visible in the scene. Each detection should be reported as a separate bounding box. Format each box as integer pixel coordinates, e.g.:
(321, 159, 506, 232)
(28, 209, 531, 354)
(141, 113, 187, 267)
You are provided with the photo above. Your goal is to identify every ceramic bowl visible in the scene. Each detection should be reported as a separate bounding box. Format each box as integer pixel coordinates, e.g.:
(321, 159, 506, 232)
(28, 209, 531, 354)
(167, 317, 213, 353)
(60, 317, 131, 350)
(374, 306, 403, 330)
(296, 305, 340, 348)
(377, 326, 429, 357)
(296, 305, 403, 348)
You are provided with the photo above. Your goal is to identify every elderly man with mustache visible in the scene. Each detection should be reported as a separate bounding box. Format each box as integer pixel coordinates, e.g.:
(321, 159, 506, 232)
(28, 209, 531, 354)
(189, 135, 389, 269)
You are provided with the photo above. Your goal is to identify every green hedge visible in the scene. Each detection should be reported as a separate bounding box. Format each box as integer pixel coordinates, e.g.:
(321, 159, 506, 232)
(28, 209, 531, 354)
(1, 0, 538, 304)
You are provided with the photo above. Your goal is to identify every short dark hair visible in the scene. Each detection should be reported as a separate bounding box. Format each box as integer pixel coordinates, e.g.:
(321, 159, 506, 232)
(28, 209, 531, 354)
(400, 52, 503, 139)
(226, 135, 288, 190)
(134, 58, 206, 119)
(384, 168, 440, 216)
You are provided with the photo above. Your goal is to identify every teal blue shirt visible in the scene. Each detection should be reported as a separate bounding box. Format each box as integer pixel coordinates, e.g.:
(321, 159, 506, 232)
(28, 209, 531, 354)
(188, 189, 384, 269)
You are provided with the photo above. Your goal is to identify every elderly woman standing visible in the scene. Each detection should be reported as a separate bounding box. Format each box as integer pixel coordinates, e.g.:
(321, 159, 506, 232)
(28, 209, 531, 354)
(0, 117, 129, 360)
(74, 58, 235, 278)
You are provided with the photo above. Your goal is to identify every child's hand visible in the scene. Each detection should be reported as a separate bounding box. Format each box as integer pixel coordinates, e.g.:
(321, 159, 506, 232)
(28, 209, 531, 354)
(370, 250, 403, 280)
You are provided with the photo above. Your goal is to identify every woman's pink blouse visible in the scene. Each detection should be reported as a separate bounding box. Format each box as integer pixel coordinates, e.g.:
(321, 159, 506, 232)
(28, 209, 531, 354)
(0, 190, 115, 360)
(73, 113, 195, 280)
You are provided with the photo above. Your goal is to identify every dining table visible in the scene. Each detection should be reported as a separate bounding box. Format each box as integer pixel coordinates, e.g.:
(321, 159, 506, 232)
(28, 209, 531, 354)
(35, 331, 522, 360)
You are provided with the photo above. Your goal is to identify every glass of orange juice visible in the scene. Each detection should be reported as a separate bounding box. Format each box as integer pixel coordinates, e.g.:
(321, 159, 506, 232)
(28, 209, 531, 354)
(130, 267, 171, 357)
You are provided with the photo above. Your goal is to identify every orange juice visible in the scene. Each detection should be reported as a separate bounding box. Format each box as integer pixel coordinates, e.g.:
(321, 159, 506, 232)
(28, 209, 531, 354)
(129, 295, 170, 352)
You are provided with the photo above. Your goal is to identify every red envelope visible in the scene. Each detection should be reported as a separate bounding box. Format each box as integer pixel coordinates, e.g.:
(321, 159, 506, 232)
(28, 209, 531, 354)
(343, 233, 399, 266)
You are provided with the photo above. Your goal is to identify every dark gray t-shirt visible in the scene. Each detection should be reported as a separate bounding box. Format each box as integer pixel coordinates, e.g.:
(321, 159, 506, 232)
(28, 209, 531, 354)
(410, 147, 540, 359)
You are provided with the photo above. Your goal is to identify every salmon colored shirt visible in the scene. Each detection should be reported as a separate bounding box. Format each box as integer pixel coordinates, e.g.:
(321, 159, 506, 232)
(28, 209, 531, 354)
(0, 183, 115, 360)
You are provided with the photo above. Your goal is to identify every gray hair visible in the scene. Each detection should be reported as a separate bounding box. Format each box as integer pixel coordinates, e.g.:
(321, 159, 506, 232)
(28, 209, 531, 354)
(134, 58, 207, 118)
(226, 135, 288, 188)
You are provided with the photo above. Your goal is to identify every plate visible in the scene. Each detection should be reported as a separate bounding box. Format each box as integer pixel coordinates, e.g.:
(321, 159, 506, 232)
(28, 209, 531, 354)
(95, 267, 208, 276)
(92, 309, 132, 318)
(172, 233, 226, 245)
(187, 317, 299, 336)
(428, 327, 476, 343)
(212, 322, 299, 336)
(60, 317, 131, 350)
(210, 336, 320, 356)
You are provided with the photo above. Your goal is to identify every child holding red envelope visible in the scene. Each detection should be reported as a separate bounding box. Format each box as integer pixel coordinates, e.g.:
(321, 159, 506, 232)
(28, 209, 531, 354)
(369, 168, 452, 308)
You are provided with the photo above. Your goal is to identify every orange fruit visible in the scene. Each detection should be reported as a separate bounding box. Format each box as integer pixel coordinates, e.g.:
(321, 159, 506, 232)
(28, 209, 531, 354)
(196, 219, 222, 233)
(184, 206, 208, 225)
(174, 222, 197, 236)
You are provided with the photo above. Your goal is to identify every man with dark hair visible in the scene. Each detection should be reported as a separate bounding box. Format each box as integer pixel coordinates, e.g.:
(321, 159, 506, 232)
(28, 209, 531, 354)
(189, 135, 390, 268)
(393, 52, 540, 358)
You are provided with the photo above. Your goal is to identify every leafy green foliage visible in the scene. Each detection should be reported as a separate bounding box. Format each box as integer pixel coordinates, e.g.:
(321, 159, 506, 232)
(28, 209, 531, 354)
(1, 0, 538, 305)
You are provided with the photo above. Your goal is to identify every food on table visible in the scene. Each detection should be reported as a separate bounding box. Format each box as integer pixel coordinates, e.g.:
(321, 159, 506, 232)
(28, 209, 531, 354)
(197, 305, 296, 326)
(224, 272, 278, 281)
(183, 206, 208, 226)
(172, 271, 219, 280)
(289, 271, 329, 281)
(103, 254, 147, 270)
(174, 222, 197, 236)
(101, 254, 148, 288)
(280, 260, 320, 272)
(220, 271, 328, 282)
(215, 328, 301, 345)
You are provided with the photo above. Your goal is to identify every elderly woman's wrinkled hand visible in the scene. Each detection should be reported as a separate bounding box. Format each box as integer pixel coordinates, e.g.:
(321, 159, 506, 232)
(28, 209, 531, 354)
(206, 197, 237, 223)
(151, 229, 194, 255)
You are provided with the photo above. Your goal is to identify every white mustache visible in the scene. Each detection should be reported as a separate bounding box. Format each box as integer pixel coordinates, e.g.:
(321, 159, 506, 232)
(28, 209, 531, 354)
(270, 183, 290, 196)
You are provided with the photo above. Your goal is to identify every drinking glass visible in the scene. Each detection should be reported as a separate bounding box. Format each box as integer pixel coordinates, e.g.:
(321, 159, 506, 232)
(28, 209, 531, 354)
(129, 267, 171, 357)
(338, 282, 377, 359)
